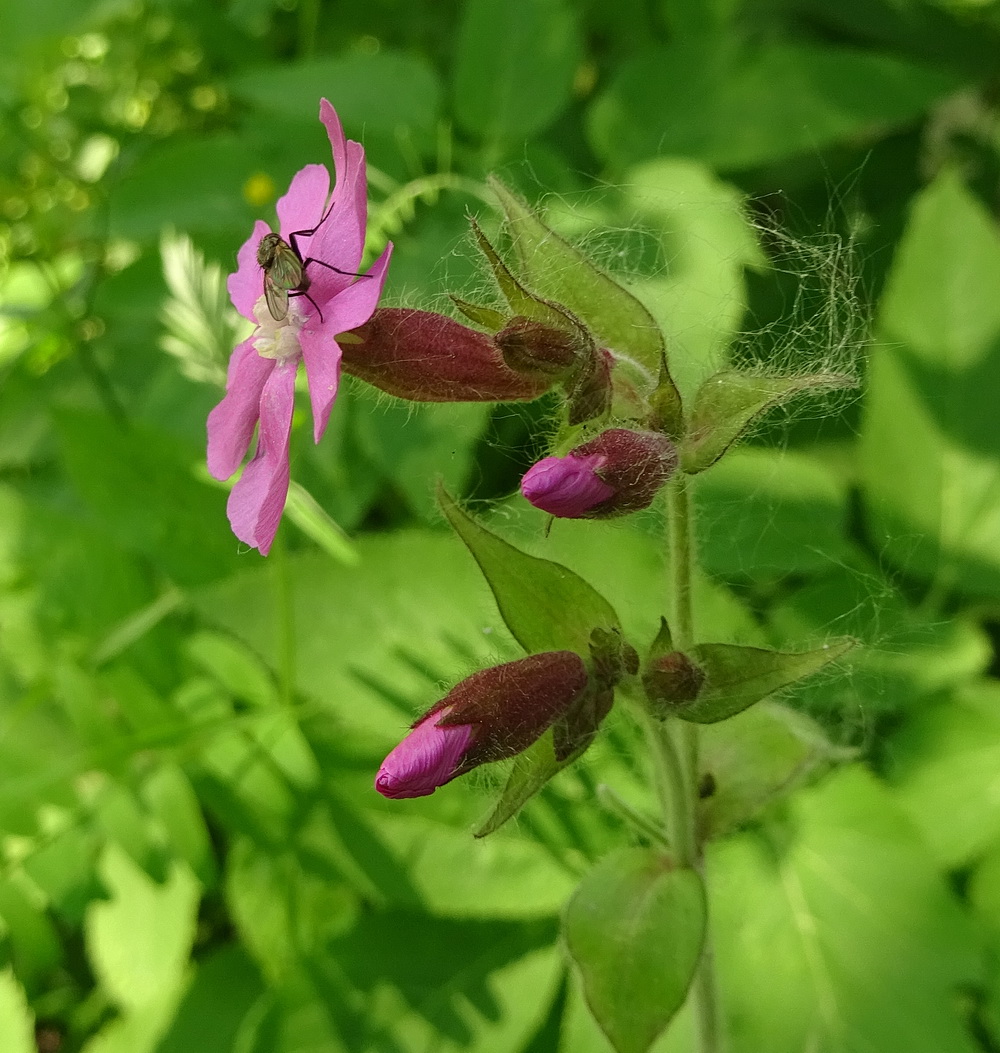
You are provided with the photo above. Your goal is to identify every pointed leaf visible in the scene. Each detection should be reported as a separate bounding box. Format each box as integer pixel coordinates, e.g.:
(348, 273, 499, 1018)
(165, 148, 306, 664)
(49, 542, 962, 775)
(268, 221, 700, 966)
(676, 638, 855, 723)
(490, 178, 672, 383)
(439, 485, 621, 656)
(564, 848, 706, 1053)
(0, 970, 34, 1053)
(681, 370, 855, 474)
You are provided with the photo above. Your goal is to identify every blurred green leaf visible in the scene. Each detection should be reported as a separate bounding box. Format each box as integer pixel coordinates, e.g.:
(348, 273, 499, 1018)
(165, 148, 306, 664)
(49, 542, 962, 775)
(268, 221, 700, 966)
(888, 682, 1000, 868)
(453, 0, 582, 143)
(154, 946, 265, 1053)
(699, 702, 847, 838)
(696, 448, 855, 578)
(564, 849, 705, 1053)
(709, 766, 980, 1053)
(861, 169, 1000, 598)
(55, 410, 242, 586)
(589, 41, 959, 171)
(86, 844, 200, 1011)
(229, 52, 442, 139)
(0, 970, 34, 1053)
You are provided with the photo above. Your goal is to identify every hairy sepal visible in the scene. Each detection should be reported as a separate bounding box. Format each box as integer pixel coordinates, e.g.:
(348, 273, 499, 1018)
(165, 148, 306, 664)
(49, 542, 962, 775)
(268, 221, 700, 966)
(681, 369, 855, 474)
(671, 639, 856, 723)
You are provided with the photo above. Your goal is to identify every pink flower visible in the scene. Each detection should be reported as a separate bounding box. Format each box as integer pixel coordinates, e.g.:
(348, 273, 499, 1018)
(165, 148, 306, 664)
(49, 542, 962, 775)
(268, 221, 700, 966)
(375, 652, 590, 800)
(375, 708, 476, 800)
(207, 98, 392, 554)
(522, 429, 678, 519)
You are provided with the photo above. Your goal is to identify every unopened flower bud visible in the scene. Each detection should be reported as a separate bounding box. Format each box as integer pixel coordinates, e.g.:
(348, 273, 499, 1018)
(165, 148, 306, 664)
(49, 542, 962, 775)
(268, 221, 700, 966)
(496, 317, 582, 377)
(642, 650, 706, 716)
(521, 428, 678, 518)
(343, 308, 554, 402)
(375, 651, 589, 799)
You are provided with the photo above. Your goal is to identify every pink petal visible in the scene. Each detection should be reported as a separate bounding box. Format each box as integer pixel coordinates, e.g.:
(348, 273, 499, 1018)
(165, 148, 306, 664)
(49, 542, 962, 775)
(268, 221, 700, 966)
(374, 709, 475, 800)
(207, 337, 275, 480)
(319, 98, 348, 195)
(299, 244, 394, 442)
(228, 220, 273, 321)
(307, 140, 368, 289)
(277, 164, 330, 247)
(521, 452, 615, 518)
(225, 358, 298, 555)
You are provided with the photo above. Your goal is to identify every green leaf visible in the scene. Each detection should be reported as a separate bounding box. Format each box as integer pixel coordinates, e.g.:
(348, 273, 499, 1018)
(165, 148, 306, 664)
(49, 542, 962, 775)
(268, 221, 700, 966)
(564, 849, 706, 1053)
(438, 486, 621, 656)
(588, 41, 960, 171)
(154, 947, 265, 1053)
(888, 681, 1000, 868)
(860, 169, 1000, 598)
(0, 970, 33, 1053)
(709, 766, 980, 1053)
(674, 639, 855, 723)
(699, 702, 848, 838)
(490, 179, 670, 382)
(85, 844, 200, 1012)
(619, 159, 765, 402)
(696, 447, 855, 578)
(453, 0, 582, 142)
(680, 370, 854, 474)
(229, 52, 441, 139)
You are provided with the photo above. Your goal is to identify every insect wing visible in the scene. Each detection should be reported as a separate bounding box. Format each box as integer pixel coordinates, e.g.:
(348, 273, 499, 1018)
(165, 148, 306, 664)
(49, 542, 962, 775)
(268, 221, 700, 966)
(268, 240, 304, 292)
(263, 275, 289, 321)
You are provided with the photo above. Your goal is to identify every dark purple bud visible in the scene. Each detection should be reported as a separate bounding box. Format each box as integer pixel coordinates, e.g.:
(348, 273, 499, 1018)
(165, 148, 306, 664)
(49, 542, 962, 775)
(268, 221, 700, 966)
(343, 308, 553, 402)
(375, 651, 589, 799)
(521, 428, 678, 518)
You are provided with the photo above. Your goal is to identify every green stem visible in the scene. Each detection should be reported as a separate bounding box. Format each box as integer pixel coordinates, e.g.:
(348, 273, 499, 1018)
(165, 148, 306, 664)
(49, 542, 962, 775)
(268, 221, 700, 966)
(273, 531, 296, 708)
(664, 473, 723, 1053)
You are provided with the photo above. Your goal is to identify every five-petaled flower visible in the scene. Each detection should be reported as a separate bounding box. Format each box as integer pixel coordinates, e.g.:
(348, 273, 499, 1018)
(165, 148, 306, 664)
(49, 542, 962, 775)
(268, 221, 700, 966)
(207, 98, 392, 554)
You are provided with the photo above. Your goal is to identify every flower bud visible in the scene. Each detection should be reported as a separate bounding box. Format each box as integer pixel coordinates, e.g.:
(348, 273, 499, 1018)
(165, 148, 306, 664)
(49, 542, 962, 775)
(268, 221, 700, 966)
(495, 316, 582, 377)
(521, 428, 678, 518)
(375, 651, 589, 799)
(342, 308, 554, 402)
(642, 650, 706, 717)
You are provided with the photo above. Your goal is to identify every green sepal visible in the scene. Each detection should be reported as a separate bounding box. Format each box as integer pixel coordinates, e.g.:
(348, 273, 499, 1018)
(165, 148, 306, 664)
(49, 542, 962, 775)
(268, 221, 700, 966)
(649, 353, 685, 441)
(680, 369, 855, 474)
(469, 218, 591, 339)
(489, 177, 677, 394)
(438, 484, 622, 656)
(564, 848, 706, 1053)
(450, 295, 506, 332)
(672, 639, 856, 723)
(474, 729, 580, 837)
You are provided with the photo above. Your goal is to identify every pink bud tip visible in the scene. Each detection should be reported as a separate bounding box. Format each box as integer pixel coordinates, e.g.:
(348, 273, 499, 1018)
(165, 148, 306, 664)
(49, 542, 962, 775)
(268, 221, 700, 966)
(521, 452, 615, 518)
(375, 708, 475, 799)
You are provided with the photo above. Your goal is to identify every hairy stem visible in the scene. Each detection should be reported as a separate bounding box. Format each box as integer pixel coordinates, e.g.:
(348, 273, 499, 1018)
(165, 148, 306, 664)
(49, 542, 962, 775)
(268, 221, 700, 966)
(665, 473, 722, 1053)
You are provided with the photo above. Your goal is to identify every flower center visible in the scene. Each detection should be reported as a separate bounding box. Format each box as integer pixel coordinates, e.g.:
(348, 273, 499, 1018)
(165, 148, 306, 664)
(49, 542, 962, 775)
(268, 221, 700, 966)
(251, 295, 305, 361)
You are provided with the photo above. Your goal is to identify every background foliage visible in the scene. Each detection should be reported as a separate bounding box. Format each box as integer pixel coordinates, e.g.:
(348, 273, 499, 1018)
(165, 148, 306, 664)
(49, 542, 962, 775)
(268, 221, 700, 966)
(2, 0, 1000, 1049)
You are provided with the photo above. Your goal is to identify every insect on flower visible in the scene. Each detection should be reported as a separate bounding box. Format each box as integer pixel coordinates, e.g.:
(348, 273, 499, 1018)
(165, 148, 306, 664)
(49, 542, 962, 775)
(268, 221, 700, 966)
(257, 204, 361, 323)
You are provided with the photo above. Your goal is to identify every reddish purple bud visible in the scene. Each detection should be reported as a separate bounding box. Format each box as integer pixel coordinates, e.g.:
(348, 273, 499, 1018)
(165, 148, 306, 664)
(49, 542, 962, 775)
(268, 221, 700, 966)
(522, 428, 678, 518)
(342, 308, 553, 402)
(375, 651, 589, 799)
(495, 317, 582, 377)
(642, 650, 706, 716)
